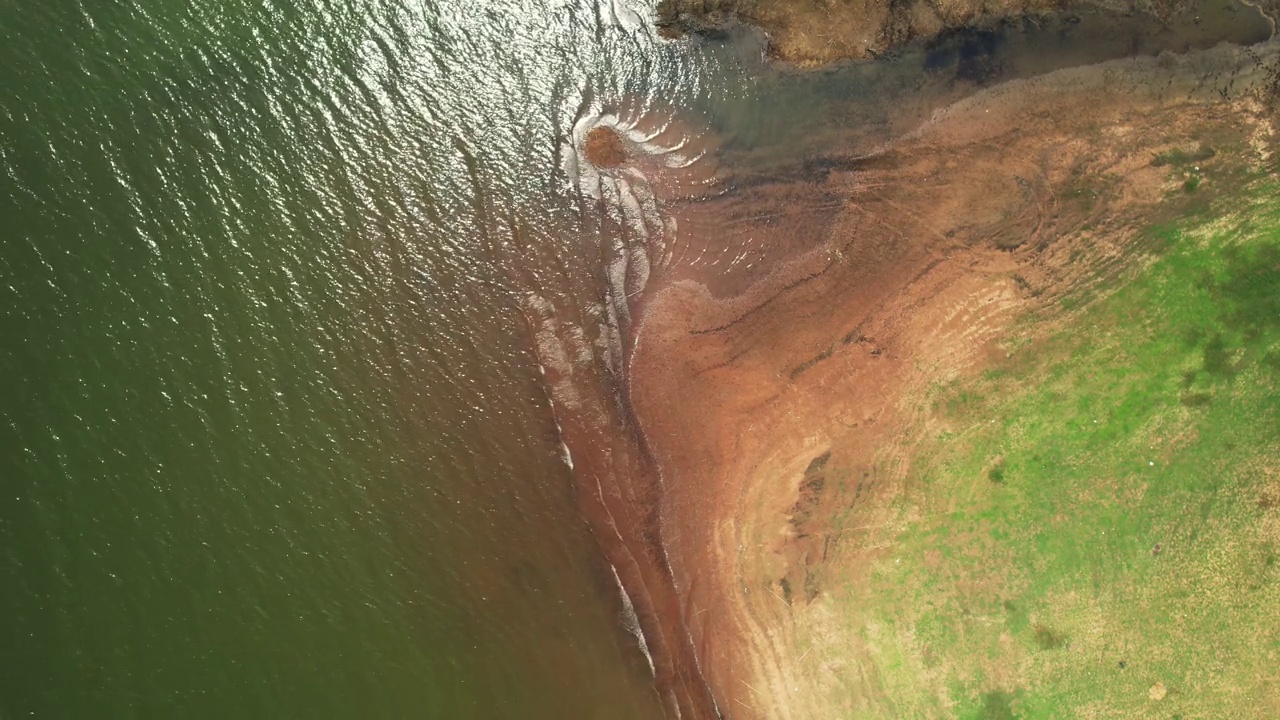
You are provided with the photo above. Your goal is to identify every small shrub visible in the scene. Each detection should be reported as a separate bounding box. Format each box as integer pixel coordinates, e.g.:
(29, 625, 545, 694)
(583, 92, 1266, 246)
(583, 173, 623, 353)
(978, 690, 1017, 720)
(1032, 624, 1066, 650)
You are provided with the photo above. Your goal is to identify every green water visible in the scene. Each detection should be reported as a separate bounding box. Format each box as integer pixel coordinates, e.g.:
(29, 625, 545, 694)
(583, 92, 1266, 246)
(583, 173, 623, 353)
(0, 0, 715, 715)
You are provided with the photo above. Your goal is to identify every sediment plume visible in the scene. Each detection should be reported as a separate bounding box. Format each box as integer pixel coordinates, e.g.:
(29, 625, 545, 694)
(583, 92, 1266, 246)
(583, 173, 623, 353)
(522, 99, 729, 719)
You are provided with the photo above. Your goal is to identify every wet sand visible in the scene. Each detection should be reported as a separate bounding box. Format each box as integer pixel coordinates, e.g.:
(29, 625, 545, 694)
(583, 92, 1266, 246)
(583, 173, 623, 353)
(530, 14, 1280, 720)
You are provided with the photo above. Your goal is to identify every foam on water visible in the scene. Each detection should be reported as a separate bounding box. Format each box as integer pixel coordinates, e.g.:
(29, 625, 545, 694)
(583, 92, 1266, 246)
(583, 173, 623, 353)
(612, 563, 658, 677)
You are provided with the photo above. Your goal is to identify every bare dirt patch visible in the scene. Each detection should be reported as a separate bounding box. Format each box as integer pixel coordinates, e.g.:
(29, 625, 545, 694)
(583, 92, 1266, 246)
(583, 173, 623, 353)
(584, 126, 629, 168)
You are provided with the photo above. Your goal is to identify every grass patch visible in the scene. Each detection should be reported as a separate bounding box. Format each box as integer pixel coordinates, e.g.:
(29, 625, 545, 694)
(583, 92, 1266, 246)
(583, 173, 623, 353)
(842, 185, 1280, 718)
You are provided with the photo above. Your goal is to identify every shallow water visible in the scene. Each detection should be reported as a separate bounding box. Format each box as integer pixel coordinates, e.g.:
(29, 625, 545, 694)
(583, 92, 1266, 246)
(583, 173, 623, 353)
(1, 0, 1273, 716)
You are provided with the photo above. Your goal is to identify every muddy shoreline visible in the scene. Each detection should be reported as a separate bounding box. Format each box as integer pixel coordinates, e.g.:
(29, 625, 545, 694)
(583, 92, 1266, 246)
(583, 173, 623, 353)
(535, 11, 1280, 719)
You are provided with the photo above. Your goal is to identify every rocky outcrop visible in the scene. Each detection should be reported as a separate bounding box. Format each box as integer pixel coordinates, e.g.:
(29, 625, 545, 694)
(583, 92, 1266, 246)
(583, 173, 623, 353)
(655, 0, 1270, 65)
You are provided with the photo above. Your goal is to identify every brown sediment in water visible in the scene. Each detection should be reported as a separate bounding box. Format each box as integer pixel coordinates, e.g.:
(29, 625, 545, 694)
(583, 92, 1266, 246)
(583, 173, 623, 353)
(522, 292, 723, 719)
(530, 29, 1280, 720)
(521, 109, 730, 720)
(584, 126, 629, 168)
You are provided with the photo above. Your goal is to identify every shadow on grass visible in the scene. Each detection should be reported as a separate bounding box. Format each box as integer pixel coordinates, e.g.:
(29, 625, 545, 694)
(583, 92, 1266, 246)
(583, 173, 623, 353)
(1032, 624, 1067, 650)
(1188, 241, 1280, 382)
(977, 690, 1017, 720)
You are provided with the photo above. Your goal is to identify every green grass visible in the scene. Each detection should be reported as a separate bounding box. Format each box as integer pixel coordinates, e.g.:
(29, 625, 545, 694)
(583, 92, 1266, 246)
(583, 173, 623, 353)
(846, 186, 1280, 718)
